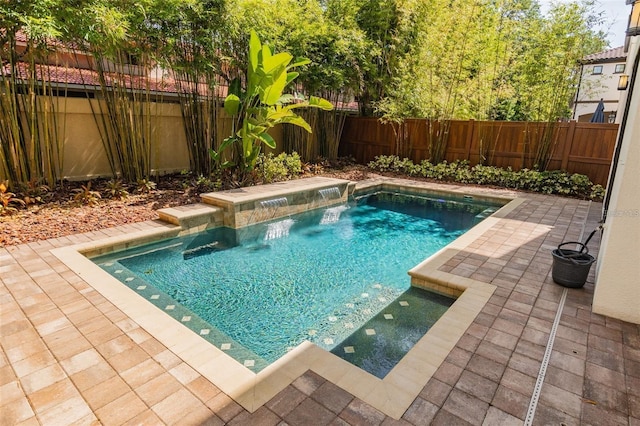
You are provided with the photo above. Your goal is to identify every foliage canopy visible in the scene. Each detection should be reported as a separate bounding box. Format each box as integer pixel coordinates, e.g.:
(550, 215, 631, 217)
(1, 0, 609, 187)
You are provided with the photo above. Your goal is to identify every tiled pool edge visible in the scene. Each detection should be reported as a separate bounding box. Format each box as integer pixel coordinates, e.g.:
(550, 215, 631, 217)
(49, 179, 524, 420)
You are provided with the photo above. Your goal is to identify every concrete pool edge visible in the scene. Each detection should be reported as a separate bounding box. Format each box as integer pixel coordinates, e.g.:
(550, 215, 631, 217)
(50, 177, 524, 419)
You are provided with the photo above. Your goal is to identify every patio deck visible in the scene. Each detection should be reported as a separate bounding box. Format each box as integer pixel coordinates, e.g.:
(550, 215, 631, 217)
(1, 177, 639, 425)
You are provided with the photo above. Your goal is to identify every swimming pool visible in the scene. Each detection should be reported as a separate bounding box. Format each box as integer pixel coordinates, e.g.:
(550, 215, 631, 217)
(92, 190, 500, 375)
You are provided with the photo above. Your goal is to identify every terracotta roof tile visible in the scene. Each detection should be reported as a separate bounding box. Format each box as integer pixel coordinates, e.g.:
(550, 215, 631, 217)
(581, 46, 626, 63)
(3, 61, 227, 97)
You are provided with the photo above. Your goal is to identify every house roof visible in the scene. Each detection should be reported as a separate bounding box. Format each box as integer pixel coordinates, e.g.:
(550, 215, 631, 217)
(2, 61, 228, 98)
(580, 46, 626, 64)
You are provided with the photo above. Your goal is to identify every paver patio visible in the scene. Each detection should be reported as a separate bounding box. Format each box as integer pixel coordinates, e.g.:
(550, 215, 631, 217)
(1, 177, 639, 425)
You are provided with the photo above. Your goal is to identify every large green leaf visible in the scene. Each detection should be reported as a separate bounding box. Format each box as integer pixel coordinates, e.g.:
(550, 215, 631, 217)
(308, 96, 334, 111)
(228, 78, 242, 98)
(289, 58, 311, 68)
(257, 132, 276, 149)
(261, 70, 288, 105)
(248, 30, 262, 93)
(278, 94, 295, 104)
(279, 115, 312, 133)
(218, 136, 237, 153)
(263, 52, 292, 74)
(266, 106, 296, 121)
(285, 72, 299, 86)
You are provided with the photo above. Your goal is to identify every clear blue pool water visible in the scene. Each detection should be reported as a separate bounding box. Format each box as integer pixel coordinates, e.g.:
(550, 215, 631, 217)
(93, 191, 500, 374)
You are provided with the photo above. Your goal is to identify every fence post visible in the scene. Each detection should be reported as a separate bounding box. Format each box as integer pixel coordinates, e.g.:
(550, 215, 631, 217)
(561, 120, 577, 171)
(465, 119, 475, 162)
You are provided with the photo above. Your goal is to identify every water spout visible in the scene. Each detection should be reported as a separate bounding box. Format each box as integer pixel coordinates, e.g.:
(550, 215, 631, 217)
(318, 187, 342, 205)
(249, 197, 290, 224)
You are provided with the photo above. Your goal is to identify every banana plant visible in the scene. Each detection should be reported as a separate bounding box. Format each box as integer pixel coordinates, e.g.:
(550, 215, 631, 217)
(216, 30, 333, 175)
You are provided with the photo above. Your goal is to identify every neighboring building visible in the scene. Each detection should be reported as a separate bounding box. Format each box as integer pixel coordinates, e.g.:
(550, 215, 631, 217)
(572, 46, 627, 122)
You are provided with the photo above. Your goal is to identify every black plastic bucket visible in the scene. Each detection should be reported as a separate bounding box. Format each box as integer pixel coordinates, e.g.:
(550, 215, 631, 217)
(551, 242, 595, 288)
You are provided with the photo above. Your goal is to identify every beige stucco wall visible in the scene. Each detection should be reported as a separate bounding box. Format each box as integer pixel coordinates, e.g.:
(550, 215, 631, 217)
(57, 97, 190, 180)
(55, 98, 282, 181)
(593, 37, 640, 324)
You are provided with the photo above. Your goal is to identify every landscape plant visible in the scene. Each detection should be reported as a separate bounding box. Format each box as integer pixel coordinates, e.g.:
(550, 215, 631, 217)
(103, 179, 128, 200)
(0, 181, 26, 215)
(219, 30, 333, 182)
(368, 155, 605, 200)
(256, 152, 303, 183)
(74, 4, 159, 183)
(72, 181, 102, 206)
(0, 2, 65, 188)
(160, 1, 226, 177)
(18, 178, 51, 206)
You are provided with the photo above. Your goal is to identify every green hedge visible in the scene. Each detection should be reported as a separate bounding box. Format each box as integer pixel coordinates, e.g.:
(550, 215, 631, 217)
(368, 156, 605, 200)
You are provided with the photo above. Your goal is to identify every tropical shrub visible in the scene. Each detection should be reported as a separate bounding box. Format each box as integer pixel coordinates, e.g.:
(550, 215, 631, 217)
(136, 179, 157, 194)
(1, 181, 26, 215)
(256, 152, 303, 183)
(72, 182, 102, 206)
(103, 179, 129, 200)
(18, 179, 51, 206)
(368, 155, 605, 200)
(219, 30, 332, 180)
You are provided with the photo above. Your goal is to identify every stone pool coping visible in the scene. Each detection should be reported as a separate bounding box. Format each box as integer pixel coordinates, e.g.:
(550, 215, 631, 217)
(50, 176, 523, 419)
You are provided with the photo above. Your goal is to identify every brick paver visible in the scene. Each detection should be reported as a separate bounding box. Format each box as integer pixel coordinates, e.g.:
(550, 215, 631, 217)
(1, 180, 639, 425)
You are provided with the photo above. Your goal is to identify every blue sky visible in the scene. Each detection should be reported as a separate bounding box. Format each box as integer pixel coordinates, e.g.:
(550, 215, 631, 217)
(540, 0, 630, 47)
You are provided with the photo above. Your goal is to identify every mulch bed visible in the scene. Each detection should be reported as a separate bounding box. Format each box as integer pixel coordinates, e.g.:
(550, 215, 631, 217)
(1, 167, 371, 247)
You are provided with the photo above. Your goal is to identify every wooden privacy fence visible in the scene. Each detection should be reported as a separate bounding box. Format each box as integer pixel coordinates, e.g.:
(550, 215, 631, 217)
(339, 117, 619, 186)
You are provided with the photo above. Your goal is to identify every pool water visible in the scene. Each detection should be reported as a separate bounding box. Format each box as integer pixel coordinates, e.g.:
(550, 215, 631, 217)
(331, 286, 454, 378)
(93, 191, 499, 373)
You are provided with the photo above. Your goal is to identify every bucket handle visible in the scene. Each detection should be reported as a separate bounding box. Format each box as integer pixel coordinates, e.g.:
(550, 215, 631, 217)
(556, 226, 601, 256)
(557, 241, 589, 256)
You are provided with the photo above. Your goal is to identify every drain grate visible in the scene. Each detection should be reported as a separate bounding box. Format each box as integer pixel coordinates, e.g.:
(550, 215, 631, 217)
(524, 287, 567, 426)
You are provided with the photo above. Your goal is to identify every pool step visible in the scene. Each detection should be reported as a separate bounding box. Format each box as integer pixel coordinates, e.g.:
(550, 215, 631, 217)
(310, 284, 402, 351)
(157, 203, 223, 231)
(474, 207, 498, 223)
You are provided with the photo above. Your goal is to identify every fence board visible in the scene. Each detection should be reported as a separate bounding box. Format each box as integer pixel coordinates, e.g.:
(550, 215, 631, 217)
(339, 117, 619, 186)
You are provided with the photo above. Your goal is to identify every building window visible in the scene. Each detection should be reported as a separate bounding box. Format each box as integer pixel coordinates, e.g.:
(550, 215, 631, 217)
(592, 65, 603, 75)
(615, 64, 625, 73)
